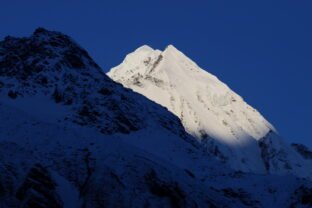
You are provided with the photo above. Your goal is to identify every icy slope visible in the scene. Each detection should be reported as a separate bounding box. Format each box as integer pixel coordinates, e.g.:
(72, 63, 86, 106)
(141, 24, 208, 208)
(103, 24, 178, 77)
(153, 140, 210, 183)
(108, 45, 312, 178)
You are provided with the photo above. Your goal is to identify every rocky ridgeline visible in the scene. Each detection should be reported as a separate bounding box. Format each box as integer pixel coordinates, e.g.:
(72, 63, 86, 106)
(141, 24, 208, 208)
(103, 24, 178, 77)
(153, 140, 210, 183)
(0, 28, 189, 137)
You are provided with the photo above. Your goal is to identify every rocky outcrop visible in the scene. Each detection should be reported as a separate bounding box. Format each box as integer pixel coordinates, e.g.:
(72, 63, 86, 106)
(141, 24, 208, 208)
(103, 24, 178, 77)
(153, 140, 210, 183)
(16, 164, 63, 208)
(292, 143, 312, 160)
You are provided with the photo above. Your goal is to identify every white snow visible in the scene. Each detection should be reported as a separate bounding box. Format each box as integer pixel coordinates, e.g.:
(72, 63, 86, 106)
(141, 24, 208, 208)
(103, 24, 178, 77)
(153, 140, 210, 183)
(108, 45, 312, 178)
(1, 29, 312, 207)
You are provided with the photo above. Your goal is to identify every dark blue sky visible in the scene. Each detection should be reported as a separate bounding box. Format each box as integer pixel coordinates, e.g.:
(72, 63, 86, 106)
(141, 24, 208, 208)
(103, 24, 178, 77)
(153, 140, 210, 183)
(1, 1, 311, 147)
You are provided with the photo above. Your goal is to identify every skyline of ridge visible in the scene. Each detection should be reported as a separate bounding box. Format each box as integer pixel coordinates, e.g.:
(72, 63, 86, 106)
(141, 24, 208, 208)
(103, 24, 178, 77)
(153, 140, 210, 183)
(0, 1, 311, 148)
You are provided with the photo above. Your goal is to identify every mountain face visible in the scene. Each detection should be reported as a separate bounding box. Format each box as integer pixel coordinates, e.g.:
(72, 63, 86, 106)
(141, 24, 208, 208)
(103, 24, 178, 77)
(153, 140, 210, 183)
(0, 28, 220, 207)
(108, 45, 312, 178)
(0, 29, 312, 207)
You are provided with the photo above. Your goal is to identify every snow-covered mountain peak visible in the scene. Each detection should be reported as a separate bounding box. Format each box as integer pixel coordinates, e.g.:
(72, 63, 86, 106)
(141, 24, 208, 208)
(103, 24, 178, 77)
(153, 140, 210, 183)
(32, 27, 63, 38)
(134, 44, 154, 52)
(134, 44, 178, 54)
(163, 44, 179, 53)
(1, 29, 312, 207)
(13, 29, 305, 207)
(109, 45, 274, 140)
(108, 45, 312, 177)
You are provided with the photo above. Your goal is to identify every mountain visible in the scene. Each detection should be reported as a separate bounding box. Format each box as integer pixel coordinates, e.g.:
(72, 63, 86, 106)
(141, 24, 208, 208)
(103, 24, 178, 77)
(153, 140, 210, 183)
(0, 28, 311, 207)
(0, 28, 226, 207)
(108, 45, 312, 179)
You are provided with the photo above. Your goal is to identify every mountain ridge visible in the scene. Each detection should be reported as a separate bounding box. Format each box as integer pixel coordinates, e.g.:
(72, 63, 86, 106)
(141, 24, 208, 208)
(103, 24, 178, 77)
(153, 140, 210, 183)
(0, 28, 312, 207)
(108, 44, 312, 178)
(0, 28, 224, 207)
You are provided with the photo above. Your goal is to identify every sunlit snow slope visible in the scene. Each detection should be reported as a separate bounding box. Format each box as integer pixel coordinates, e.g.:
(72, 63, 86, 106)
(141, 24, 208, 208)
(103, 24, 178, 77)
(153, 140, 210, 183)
(108, 45, 312, 177)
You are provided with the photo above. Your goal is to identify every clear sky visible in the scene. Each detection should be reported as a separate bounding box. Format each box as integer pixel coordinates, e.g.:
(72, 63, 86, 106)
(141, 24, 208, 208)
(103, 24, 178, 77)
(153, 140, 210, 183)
(1, 0, 311, 147)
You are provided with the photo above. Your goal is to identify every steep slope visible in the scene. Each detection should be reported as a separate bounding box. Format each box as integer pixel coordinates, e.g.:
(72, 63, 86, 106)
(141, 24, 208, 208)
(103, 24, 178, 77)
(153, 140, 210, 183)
(0, 28, 229, 207)
(1, 28, 311, 207)
(108, 45, 312, 178)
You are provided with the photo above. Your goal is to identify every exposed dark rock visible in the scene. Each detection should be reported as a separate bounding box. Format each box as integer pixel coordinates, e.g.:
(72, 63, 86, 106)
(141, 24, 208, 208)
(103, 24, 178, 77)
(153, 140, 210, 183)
(222, 188, 261, 207)
(145, 169, 187, 208)
(79, 148, 96, 197)
(148, 54, 163, 74)
(258, 138, 271, 171)
(199, 136, 229, 162)
(98, 87, 112, 96)
(184, 169, 195, 178)
(16, 164, 63, 208)
(8, 90, 18, 99)
(0, 180, 5, 197)
(290, 186, 312, 207)
(292, 143, 312, 160)
(64, 52, 85, 69)
(258, 131, 293, 172)
(52, 87, 63, 103)
(33, 27, 50, 36)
